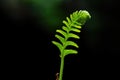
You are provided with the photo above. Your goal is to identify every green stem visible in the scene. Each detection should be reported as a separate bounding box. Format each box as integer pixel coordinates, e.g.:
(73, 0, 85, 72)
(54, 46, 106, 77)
(59, 23, 70, 80)
(59, 56, 64, 80)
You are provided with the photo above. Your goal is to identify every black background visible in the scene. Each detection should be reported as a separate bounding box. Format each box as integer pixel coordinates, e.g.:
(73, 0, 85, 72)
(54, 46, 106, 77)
(1, 0, 120, 80)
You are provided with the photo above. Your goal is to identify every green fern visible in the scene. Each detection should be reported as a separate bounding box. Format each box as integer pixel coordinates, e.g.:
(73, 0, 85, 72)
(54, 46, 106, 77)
(52, 10, 91, 80)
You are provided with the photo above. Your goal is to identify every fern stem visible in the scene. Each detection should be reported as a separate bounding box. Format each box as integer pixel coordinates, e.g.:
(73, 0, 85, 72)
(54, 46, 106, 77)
(59, 23, 70, 80)
(59, 56, 64, 80)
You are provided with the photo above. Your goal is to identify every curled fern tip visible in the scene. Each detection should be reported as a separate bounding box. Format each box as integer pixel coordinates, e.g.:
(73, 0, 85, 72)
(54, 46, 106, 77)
(78, 10, 91, 25)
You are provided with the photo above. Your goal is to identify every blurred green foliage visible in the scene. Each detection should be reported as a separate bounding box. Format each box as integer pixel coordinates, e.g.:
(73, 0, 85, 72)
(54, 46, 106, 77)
(22, 0, 64, 31)
(2, 0, 101, 36)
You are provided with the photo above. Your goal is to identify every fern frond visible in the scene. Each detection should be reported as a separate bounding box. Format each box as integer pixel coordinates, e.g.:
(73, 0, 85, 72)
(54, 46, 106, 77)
(52, 10, 91, 58)
(52, 10, 91, 80)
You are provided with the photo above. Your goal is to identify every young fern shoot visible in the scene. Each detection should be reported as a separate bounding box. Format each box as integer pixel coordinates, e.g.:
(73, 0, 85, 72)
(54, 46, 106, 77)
(52, 10, 91, 80)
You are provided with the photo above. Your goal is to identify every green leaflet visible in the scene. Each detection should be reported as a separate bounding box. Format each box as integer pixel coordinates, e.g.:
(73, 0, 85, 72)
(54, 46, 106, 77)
(62, 26, 69, 32)
(63, 49, 78, 57)
(72, 25, 82, 29)
(52, 41, 63, 53)
(66, 17, 71, 24)
(55, 34, 65, 45)
(56, 29, 67, 38)
(65, 41, 79, 48)
(52, 10, 91, 80)
(70, 14, 73, 22)
(70, 28, 81, 33)
(68, 33, 80, 39)
(63, 20, 69, 27)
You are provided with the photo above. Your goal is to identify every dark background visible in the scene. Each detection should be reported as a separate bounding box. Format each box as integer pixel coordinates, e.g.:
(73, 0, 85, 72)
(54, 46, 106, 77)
(1, 0, 120, 80)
